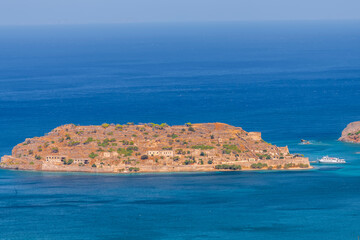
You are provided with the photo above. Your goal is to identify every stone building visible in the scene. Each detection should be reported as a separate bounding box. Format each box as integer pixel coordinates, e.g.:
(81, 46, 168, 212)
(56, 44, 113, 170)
(72, 158, 89, 165)
(147, 150, 174, 157)
(247, 132, 262, 141)
(46, 156, 66, 163)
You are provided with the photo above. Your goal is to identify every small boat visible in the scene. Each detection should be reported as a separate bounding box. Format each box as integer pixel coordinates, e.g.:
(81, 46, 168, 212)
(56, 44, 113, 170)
(318, 156, 346, 164)
(300, 139, 311, 145)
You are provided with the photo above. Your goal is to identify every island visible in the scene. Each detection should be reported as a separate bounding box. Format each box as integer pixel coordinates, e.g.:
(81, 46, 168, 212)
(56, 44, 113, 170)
(0, 122, 310, 173)
(339, 121, 360, 143)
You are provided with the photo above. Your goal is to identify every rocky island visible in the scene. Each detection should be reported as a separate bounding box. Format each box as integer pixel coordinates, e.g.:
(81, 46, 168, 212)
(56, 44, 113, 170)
(0, 122, 310, 173)
(339, 121, 360, 143)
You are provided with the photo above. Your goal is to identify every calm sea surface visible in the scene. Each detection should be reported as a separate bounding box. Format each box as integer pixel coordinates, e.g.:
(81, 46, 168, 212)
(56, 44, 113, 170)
(0, 21, 359, 239)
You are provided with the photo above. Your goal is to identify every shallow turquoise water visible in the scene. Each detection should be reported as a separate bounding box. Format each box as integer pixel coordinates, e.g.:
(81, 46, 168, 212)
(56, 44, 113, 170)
(0, 21, 359, 239)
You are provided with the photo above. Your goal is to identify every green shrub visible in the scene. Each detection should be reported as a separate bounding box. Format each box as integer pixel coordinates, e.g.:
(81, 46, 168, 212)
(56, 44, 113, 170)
(35, 155, 41, 160)
(84, 137, 94, 144)
(207, 160, 213, 164)
(117, 148, 133, 156)
(129, 167, 140, 172)
(223, 144, 241, 153)
(171, 134, 178, 139)
(184, 159, 195, 165)
(89, 152, 98, 159)
(191, 145, 214, 150)
(141, 155, 148, 160)
(63, 159, 73, 165)
(126, 146, 138, 151)
(68, 141, 80, 147)
(92, 164, 97, 168)
(222, 149, 231, 154)
(102, 123, 110, 128)
(28, 150, 33, 155)
(256, 153, 271, 160)
(51, 147, 59, 153)
(215, 164, 242, 170)
(284, 163, 295, 169)
(298, 163, 309, 168)
(188, 126, 195, 132)
(250, 163, 268, 169)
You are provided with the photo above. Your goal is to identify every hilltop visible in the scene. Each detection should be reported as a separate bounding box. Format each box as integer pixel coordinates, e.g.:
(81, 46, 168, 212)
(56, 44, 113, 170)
(0, 122, 310, 173)
(339, 121, 360, 143)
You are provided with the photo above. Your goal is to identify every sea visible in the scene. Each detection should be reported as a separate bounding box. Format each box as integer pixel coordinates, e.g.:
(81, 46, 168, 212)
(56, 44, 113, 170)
(0, 21, 359, 240)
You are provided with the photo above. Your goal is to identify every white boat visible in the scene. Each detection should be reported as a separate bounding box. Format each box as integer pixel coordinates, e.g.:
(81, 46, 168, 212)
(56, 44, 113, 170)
(318, 156, 346, 164)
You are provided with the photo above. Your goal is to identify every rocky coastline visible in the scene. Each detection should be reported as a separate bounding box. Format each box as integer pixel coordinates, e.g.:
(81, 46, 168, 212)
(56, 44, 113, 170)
(339, 121, 360, 144)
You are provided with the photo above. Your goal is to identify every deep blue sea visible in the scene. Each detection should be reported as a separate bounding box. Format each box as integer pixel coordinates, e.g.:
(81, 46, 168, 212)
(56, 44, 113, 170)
(0, 21, 359, 239)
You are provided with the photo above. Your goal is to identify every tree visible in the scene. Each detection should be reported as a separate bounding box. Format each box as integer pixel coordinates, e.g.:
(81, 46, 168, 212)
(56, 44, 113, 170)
(89, 152, 98, 159)
(51, 147, 59, 153)
(141, 155, 148, 160)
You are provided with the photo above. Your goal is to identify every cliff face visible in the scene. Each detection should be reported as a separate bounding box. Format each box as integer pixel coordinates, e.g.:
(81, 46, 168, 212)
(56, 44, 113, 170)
(339, 121, 360, 143)
(0, 122, 310, 173)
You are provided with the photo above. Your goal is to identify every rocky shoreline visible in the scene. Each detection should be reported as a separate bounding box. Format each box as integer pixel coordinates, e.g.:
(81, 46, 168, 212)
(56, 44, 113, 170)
(0, 122, 311, 173)
(339, 121, 360, 144)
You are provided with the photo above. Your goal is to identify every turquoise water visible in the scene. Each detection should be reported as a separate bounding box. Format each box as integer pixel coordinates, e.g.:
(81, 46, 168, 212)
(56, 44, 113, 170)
(0, 21, 360, 239)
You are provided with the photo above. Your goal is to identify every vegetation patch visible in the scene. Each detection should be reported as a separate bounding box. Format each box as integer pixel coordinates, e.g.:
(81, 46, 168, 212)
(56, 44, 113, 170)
(188, 126, 195, 132)
(191, 145, 214, 150)
(184, 159, 196, 165)
(89, 152, 98, 159)
(117, 148, 133, 156)
(63, 159, 73, 165)
(129, 167, 140, 172)
(84, 137, 94, 144)
(68, 141, 80, 147)
(251, 163, 268, 169)
(256, 153, 271, 160)
(215, 164, 242, 170)
(51, 147, 59, 153)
